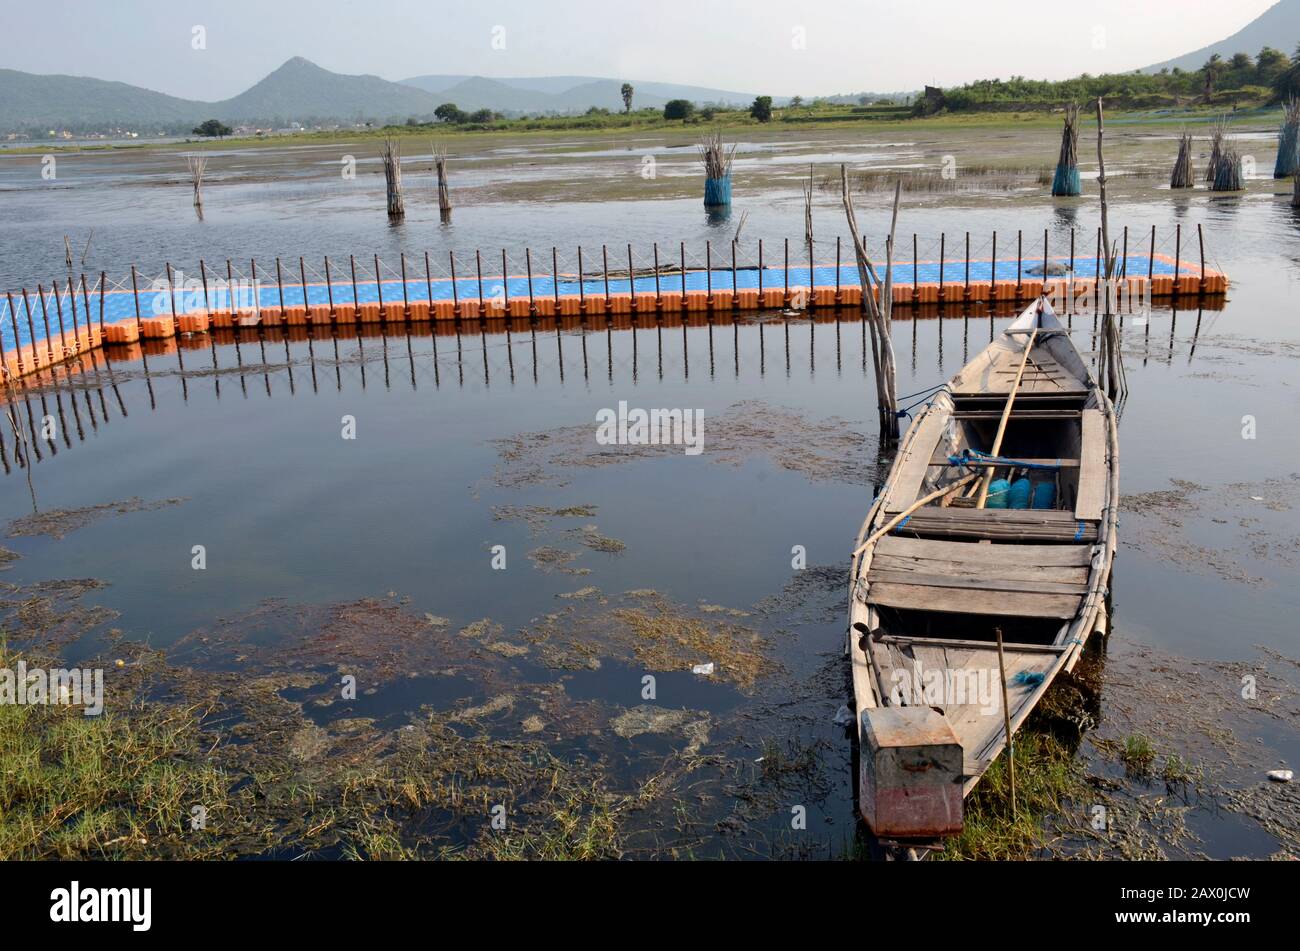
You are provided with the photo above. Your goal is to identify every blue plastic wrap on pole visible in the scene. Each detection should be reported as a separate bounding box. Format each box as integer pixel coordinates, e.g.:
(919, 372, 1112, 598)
(1274, 123, 1300, 178)
(1051, 165, 1081, 197)
(704, 175, 732, 207)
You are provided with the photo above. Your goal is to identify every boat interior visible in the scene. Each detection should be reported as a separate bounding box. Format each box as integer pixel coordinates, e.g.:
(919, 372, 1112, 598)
(861, 328, 1106, 650)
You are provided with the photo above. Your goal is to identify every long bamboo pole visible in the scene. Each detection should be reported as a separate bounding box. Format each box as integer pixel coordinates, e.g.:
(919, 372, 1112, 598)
(851, 471, 981, 557)
(996, 625, 1017, 817)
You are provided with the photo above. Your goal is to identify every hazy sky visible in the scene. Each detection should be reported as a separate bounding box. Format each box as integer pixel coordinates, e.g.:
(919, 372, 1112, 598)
(0, 0, 1281, 99)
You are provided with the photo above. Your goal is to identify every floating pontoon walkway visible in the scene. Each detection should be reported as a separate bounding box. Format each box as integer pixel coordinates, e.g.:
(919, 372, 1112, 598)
(1, 238, 1228, 384)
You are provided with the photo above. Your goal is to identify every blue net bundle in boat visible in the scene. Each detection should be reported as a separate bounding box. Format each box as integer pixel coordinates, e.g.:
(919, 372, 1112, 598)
(1008, 477, 1032, 509)
(1031, 480, 1057, 510)
(986, 479, 1011, 508)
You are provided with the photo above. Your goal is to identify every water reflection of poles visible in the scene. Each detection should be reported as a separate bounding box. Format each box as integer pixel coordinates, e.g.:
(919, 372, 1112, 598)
(424, 252, 440, 388)
(375, 255, 390, 391)
(51, 280, 87, 439)
(554, 318, 564, 386)
(325, 257, 342, 392)
(657, 321, 664, 381)
(350, 255, 366, 391)
(454, 317, 464, 388)
(227, 260, 248, 399)
(198, 261, 220, 398)
(301, 258, 318, 394)
(681, 319, 688, 382)
(784, 319, 790, 378)
(43, 290, 77, 446)
(1189, 307, 1203, 364)
(89, 278, 128, 419)
(1168, 304, 1177, 366)
(279, 261, 295, 397)
(606, 323, 613, 384)
(807, 318, 814, 378)
(707, 321, 715, 380)
(504, 318, 515, 384)
(733, 319, 739, 380)
(48, 287, 81, 443)
(164, 264, 189, 400)
(528, 322, 537, 386)
(249, 259, 272, 399)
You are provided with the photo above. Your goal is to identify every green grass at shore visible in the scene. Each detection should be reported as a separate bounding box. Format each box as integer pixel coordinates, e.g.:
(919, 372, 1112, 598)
(14, 99, 1286, 158)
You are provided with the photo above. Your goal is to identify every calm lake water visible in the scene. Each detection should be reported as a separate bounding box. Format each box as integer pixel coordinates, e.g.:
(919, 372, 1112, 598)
(2, 125, 1299, 859)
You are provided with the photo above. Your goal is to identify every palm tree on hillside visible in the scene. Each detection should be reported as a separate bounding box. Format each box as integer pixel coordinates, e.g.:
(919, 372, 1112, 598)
(1203, 54, 1223, 99)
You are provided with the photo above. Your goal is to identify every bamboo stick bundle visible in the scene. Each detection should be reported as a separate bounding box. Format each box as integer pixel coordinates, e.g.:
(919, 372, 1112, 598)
(433, 142, 451, 222)
(1170, 131, 1194, 188)
(1205, 116, 1229, 184)
(188, 155, 207, 219)
(698, 131, 736, 207)
(381, 138, 404, 220)
(1051, 104, 1081, 196)
(1211, 145, 1243, 192)
(1275, 97, 1300, 179)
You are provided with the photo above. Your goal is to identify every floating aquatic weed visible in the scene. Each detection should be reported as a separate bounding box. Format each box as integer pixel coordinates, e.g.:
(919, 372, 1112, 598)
(6, 497, 187, 540)
(490, 401, 874, 490)
(492, 503, 600, 536)
(525, 545, 584, 574)
(567, 524, 626, 554)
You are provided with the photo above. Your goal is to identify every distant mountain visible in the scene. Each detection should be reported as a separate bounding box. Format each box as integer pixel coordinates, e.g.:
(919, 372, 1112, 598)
(400, 73, 768, 112)
(1141, 0, 1300, 73)
(214, 57, 438, 125)
(0, 68, 197, 130)
(0, 57, 445, 133)
(425, 76, 562, 114)
(0, 58, 790, 134)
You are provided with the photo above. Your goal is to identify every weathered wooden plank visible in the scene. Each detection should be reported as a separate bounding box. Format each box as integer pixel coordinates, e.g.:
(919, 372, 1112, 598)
(952, 410, 1082, 420)
(1075, 408, 1107, 521)
(867, 582, 1080, 619)
(870, 554, 1089, 584)
(874, 535, 1093, 567)
(928, 453, 1080, 468)
(875, 634, 1067, 654)
(895, 511, 1098, 543)
(867, 569, 1089, 596)
(884, 410, 951, 514)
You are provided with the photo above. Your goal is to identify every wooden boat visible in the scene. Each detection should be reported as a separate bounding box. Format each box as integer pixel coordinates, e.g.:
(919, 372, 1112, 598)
(847, 296, 1118, 844)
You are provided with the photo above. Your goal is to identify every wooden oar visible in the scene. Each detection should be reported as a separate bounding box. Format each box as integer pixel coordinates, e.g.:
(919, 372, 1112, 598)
(851, 471, 980, 557)
(974, 322, 1040, 508)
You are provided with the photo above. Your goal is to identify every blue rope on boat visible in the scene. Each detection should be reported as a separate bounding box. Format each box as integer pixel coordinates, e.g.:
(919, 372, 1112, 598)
(1012, 671, 1046, 687)
(893, 515, 911, 533)
(897, 381, 947, 402)
(1074, 521, 1085, 541)
(946, 449, 1063, 471)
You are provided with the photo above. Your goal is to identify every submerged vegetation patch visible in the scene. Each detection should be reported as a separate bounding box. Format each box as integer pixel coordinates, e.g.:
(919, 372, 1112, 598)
(490, 401, 874, 489)
(6, 497, 187, 540)
(1121, 473, 1300, 585)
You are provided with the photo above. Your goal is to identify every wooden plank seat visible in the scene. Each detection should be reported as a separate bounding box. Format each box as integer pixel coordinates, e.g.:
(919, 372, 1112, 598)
(887, 507, 1099, 544)
(865, 536, 1094, 619)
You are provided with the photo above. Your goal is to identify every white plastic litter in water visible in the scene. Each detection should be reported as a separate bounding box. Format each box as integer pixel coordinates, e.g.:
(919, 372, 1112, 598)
(1267, 769, 1293, 783)
(833, 704, 854, 727)
(692, 662, 715, 676)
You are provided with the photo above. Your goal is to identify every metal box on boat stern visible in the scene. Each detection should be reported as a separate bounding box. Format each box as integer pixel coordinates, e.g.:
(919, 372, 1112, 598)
(859, 706, 964, 838)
